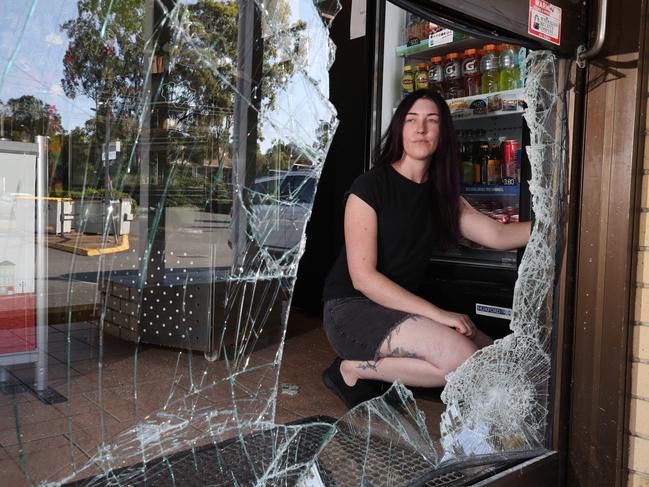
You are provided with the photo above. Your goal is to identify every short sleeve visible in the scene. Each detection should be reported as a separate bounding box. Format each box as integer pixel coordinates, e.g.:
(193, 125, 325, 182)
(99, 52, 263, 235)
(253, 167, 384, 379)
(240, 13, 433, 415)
(346, 170, 382, 213)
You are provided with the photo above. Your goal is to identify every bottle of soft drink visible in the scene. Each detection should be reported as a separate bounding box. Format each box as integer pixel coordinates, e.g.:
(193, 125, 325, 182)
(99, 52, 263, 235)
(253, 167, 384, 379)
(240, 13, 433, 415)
(428, 56, 445, 96)
(401, 65, 415, 98)
(460, 129, 474, 184)
(443, 52, 465, 99)
(415, 63, 429, 90)
(487, 144, 502, 184)
(462, 48, 481, 96)
(476, 143, 490, 184)
(480, 44, 500, 94)
(498, 44, 520, 91)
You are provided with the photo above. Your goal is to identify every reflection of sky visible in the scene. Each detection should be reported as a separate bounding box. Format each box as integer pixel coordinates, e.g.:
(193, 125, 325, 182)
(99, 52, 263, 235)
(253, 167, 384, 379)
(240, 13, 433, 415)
(259, 0, 335, 152)
(0, 0, 335, 146)
(0, 0, 95, 132)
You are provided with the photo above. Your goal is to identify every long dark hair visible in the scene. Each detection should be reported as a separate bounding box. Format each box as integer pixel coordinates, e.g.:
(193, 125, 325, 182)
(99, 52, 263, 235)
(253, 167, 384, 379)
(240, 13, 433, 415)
(374, 89, 460, 248)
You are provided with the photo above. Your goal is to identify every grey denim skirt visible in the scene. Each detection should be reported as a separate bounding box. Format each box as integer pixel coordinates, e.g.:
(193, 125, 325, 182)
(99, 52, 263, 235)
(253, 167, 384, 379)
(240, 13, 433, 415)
(322, 296, 414, 361)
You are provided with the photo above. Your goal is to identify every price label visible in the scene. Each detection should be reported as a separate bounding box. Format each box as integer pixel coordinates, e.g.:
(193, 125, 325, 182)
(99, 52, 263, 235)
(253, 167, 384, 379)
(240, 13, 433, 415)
(428, 29, 453, 47)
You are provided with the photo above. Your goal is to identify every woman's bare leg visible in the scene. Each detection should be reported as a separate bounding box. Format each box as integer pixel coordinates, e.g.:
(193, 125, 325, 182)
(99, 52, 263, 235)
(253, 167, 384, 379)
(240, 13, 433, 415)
(340, 316, 490, 387)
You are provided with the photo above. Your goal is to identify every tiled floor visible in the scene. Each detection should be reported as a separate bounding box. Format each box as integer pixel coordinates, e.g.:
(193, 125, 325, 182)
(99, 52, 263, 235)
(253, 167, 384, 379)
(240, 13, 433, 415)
(0, 311, 445, 486)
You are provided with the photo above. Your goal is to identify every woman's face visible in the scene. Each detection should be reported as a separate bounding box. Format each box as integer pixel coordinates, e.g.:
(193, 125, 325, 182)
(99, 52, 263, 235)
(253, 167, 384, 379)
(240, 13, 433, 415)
(401, 98, 440, 163)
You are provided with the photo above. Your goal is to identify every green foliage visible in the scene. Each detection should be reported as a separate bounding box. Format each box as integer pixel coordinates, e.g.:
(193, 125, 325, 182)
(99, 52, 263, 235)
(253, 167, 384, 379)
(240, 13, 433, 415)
(60, 0, 145, 106)
(58, 0, 308, 205)
(0, 96, 61, 142)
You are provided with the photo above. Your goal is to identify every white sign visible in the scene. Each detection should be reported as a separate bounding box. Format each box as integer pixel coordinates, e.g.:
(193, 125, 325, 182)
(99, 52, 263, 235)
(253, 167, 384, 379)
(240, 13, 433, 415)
(429, 29, 454, 47)
(475, 303, 512, 321)
(101, 140, 121, 163)
(528, 0, 562, 46)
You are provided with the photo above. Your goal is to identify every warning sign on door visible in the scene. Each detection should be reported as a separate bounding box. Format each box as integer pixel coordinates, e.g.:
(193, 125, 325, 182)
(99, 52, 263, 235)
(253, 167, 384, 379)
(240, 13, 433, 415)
(528, 0, 562, 46)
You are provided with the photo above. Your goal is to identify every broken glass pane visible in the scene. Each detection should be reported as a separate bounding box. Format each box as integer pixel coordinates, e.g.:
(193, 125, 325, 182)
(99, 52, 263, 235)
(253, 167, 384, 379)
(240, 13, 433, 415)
(0, 0, 567, 484)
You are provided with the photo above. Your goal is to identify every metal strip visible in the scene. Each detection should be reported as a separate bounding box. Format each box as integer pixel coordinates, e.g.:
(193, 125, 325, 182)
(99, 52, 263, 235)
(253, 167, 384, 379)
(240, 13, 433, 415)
(35, 135, 48, 391)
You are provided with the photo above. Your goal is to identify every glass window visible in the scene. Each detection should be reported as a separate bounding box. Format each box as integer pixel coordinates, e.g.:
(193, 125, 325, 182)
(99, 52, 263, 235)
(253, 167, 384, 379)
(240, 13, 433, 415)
(0, 0, 566, 484)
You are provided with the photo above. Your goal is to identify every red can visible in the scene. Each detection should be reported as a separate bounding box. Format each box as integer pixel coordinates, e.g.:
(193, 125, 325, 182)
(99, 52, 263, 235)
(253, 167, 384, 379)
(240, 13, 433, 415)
(509, 214, 519, 223)
(494, 213, 509, 223)
(501, 140, 520, 180)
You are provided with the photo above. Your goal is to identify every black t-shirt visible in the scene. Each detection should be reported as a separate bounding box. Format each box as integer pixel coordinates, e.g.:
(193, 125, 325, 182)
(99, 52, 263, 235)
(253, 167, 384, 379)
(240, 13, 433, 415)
(322, 164, 435, 300)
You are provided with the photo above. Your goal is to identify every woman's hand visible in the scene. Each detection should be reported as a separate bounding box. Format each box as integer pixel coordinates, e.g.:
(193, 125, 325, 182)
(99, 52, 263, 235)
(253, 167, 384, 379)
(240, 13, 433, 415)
(431, 308, 477, 338)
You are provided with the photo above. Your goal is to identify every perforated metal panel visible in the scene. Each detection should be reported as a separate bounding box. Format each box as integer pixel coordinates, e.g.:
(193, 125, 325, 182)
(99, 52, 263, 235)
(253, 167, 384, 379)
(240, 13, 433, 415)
(102, 266, 287, 353)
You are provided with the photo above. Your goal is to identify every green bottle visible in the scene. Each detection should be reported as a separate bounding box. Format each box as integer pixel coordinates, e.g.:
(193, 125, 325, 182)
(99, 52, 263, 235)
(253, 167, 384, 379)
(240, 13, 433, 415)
(498, 44, 520, 91)
(480, 44, 500, 94)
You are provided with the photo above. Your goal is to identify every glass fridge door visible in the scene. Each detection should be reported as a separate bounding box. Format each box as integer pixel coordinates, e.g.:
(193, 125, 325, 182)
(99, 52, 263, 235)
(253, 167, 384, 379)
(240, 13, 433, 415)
(380, 2, 529, 270)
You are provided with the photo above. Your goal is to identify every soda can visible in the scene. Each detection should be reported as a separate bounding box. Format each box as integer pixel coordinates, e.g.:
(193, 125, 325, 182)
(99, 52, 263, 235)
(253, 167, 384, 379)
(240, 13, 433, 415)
(502, 140, 519, 179)
(494, 214, 509, 223)
(509, 214, 519, 223)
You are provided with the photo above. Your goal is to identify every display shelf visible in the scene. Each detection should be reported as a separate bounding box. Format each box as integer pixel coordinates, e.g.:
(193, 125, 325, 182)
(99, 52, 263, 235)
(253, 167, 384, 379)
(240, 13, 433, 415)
(461, 184, 520, 196)
(395, 34, 473, 59)
(447, 89, 526, 121)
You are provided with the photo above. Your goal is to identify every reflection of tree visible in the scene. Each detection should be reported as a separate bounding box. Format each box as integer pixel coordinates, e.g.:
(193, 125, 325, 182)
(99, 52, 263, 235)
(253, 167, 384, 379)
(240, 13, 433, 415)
(0, 96, 61, 142)
(0, 96, 66, 192)
(258, 141, 312, 175)
(59, 0, 307, 203)
(61, 0, 145, 109)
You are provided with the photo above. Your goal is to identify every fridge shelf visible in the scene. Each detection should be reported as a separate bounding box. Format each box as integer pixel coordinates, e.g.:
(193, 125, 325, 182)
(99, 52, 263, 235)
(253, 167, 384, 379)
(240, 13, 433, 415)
(461, 184, 520, 196)
(395, 33, 473, 58)
(447, 89, 526, 121)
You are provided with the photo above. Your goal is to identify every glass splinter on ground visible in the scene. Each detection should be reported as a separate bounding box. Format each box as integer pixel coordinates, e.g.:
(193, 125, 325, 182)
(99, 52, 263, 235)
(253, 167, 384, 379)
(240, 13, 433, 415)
(0, 1, 565, 485)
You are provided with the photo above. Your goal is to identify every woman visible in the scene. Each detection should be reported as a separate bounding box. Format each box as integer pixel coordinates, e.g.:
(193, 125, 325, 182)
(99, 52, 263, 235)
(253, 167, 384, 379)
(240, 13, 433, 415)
(321, 89, 531, 408)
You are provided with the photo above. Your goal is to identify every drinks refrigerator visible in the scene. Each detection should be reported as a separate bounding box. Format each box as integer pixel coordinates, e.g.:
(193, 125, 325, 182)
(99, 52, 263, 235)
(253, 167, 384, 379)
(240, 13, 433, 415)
(364, 0, 584, 339)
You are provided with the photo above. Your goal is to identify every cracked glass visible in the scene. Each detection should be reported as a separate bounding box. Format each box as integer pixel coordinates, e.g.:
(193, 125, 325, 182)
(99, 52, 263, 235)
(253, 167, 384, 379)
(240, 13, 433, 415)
(0, 1, 567, 485)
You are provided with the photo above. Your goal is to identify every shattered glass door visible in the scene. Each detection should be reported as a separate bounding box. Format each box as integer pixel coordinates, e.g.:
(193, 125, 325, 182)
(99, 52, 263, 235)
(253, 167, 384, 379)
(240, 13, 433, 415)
(0, 0, 568, 485)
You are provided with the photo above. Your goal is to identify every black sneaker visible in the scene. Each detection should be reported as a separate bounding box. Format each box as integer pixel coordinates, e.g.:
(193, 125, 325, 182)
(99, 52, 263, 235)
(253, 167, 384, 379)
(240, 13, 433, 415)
(322, 357, 384, 409)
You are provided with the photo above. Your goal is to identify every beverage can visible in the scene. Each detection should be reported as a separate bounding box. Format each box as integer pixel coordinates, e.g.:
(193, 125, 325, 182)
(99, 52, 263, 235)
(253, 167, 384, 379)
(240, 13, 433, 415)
(494, 213, 509, 224)
(509, 214, 519, 223)
(502, 139, 519, 180)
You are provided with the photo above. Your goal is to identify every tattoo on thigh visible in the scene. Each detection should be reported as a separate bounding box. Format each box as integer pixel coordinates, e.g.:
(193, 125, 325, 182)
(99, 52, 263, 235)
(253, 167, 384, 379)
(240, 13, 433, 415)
(357, 361, 378, 372)
(388, 347, 419, 359)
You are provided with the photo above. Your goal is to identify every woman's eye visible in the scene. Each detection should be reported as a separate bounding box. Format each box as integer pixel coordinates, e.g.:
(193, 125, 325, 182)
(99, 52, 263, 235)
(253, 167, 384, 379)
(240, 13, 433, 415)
(405, 118, 415, 123)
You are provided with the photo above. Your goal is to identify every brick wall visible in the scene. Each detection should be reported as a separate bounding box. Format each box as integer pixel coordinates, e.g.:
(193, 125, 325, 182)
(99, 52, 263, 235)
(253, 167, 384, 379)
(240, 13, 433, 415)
(629, 124, 649, 485)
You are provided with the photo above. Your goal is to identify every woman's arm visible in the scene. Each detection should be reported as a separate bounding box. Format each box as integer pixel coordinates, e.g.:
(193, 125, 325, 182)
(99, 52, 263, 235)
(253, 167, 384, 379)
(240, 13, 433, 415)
(345, 194, 475, 337)
(458, 197, 531, 250)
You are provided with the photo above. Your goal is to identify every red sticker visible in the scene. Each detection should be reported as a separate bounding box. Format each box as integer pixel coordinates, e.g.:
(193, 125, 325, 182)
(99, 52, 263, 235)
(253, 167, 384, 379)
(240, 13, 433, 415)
(528, 0, 562, 46)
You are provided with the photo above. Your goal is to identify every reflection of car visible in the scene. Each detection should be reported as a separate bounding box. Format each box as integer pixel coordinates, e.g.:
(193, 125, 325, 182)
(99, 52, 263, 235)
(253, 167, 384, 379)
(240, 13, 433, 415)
(251, 172, 287, 199)
(251, 170, 316, 252)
